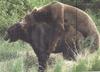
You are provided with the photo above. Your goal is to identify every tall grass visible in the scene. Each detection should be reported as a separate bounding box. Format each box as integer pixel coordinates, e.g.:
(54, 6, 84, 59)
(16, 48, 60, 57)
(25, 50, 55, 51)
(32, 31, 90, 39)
(0, 41, 100, 72)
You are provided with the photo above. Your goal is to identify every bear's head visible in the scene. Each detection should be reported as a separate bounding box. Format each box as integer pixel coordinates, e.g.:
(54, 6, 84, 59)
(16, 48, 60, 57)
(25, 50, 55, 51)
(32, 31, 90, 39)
(4, 9, 37, 43)
(4, 23, 26, 42)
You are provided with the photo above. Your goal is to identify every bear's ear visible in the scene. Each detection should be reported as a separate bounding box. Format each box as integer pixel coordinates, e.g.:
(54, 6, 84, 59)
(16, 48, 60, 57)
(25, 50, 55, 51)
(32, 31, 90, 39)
(26, 8, 37, 15)
(34, 7, 38, 11)
(31, 8, 38, 14)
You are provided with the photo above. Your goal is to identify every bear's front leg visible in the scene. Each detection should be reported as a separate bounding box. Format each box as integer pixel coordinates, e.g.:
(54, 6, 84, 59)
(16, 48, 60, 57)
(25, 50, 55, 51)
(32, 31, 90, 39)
(32, 44, 50, 72)
(37, 51, 50, 72)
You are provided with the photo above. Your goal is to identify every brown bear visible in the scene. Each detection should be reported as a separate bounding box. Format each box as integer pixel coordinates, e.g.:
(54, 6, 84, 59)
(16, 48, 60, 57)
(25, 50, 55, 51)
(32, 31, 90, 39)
(4, 1, 100, 72)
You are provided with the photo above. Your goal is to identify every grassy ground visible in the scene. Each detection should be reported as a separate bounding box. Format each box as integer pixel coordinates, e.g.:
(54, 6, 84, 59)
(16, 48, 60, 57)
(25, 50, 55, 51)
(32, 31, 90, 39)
(0, 39, 100, 72)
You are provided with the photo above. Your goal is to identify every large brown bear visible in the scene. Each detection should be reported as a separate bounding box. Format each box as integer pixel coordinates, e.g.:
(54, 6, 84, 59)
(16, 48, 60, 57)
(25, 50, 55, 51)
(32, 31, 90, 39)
(4, 1, 100, 72)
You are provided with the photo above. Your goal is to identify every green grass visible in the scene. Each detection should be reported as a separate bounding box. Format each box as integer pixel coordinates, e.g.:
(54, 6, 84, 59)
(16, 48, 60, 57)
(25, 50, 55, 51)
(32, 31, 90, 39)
(0, 39, 100, 72)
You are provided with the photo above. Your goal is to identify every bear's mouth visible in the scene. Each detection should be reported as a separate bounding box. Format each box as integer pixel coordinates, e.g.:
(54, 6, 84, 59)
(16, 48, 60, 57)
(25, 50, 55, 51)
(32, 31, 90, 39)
(4, 36, 14, 43)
